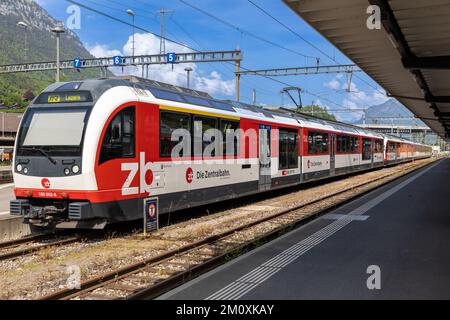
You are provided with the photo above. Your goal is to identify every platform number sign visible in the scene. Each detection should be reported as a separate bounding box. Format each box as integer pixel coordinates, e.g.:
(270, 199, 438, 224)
(113, 56, 122, 66)
(167, 52, 176, 63)
(73, 58, 82, 68)
(143, 198, 159, 235)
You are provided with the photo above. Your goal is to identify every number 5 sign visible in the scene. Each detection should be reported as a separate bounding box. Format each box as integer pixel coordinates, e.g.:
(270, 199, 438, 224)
(167, 52, 177, 63)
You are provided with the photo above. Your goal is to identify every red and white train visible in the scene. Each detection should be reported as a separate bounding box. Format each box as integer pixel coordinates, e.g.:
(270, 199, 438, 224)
(10, 77, 432, 228)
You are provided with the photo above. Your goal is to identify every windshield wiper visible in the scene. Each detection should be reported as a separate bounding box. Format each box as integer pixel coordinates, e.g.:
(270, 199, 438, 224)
(20, 147, 57, 165)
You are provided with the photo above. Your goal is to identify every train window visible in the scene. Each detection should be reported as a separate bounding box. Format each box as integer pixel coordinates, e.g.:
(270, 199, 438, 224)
(374, 140, 383, 153)
(337, 135, 346, 153)
(150, 88, 186, 104)
(193, 116, 218, 157)
(362, 138, 372, 160)
(211, 101, 236, 112)
(160, 111, 191, 157)
(308, 131, 328, 154)
(337, 135, 358, 153)
(99, 106, 135, 164)
(184, 95, 212, 108)
(279, 128, 298, 170)
(388, 142, 396, 153)
(220, 119, 240, 156)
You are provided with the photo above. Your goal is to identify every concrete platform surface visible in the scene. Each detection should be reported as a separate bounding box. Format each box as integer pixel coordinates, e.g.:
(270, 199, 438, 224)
(160, 158, 450, 300)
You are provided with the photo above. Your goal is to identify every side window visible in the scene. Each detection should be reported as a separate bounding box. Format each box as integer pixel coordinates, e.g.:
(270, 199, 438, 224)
(337, 135, 348, 153)
(99, 106, 135, 164)
(279, 128, 298, 170)
(374, 140, 383, 153)
(220, 119, 240, 156)
(362, 138, 372, 160)
(308, 131, 328, 154)
(193, 116, 218, 157)
(160, 111, 191, 157)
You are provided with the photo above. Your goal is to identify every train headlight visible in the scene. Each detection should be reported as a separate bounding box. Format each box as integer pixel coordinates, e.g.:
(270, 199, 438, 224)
(72, 165, 80, 174)
(64, 168, 71, 175)
(16, 164, 23, 172)
(23, 167, 28, 174)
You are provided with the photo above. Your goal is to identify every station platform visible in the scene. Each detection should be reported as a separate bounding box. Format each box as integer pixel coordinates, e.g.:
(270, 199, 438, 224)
(0, 182, 29, 241)
(160, 158, 450, 300)
(0, 182, 14, 214)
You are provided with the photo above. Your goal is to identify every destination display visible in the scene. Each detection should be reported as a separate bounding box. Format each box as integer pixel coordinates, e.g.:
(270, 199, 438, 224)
(35, 91, 93, 104)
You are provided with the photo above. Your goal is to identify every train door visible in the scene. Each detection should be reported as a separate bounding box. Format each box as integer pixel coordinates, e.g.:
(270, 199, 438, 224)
(258, 125, 271, 191)
(298, 128, 303, 183)
(371, 139, 374, 167)
(330, 133, 335, 175)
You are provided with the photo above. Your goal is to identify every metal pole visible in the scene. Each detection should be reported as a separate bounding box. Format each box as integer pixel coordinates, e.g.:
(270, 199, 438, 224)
(56, 33, 60, 82)
(187, 70, 190, 88)
(132, 15, 135, 62)
(126, 10, 136, 63)
(158, 9, 175, 56)
(160, 12, 165, 55)
(17, 22, 28, 62)
(52, 25, 64, 82)
(236, 60, 241, 101)
(184, 67, 192, 88)
(24, 28, 27, 62)
(252, 89, 256, 105)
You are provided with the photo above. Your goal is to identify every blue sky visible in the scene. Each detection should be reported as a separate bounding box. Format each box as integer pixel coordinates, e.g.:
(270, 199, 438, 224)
(34, 0, 389, 122)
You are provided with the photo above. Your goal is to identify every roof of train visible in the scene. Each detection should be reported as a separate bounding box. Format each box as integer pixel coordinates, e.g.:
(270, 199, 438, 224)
(36, 77, 429, 147)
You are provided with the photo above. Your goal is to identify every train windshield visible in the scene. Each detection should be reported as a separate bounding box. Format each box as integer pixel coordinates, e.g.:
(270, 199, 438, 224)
(17, 107, 91, 157)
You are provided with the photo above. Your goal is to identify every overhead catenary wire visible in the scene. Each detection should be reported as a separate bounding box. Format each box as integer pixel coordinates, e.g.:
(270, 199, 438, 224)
(91, 0, 352, 106)
(177, 0, 318, 60)
(64, 0, 352, 110)
(172, 0, 382, 110)
(246, 0, 385, 95)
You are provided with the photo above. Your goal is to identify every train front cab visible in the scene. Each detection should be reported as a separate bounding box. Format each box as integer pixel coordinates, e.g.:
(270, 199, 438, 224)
(11, 85, 148, 228)
(10, 88, 98, 227)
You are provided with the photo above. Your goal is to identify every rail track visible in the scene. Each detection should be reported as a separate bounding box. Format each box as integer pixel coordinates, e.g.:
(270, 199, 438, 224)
(40, 158, 439, 300)
(0, 232, 89, 261)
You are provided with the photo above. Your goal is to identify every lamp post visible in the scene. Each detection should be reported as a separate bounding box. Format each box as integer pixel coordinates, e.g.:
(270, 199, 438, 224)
(184, 67, 192, 88)
(126, 9, 136, 63)
(17, 21, 28, 62)
(51, 24, 65, 82)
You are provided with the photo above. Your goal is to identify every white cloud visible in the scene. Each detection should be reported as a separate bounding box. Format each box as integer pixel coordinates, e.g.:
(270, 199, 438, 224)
(323, 75, 389, 122)
(196, 71, 235, 96)
(88, 44, 122, 58)
(324, 78, 340, 90)
(89, 33, 235, 97)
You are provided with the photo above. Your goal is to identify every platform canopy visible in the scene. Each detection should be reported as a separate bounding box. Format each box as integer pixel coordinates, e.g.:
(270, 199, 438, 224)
(284, 0, 450, 140)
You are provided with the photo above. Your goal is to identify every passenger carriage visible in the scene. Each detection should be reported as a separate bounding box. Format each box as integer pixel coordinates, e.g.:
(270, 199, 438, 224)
(10, 77, 432, 228)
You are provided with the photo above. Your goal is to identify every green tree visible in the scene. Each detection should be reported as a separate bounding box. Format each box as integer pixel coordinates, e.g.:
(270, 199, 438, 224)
(299, 104, 336, 121)
(0, 0, 112, 112)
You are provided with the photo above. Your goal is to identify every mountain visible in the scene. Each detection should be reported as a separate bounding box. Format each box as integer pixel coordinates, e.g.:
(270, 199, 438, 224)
(0, 0, 104, 111)
(352, 99, 427, 127)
